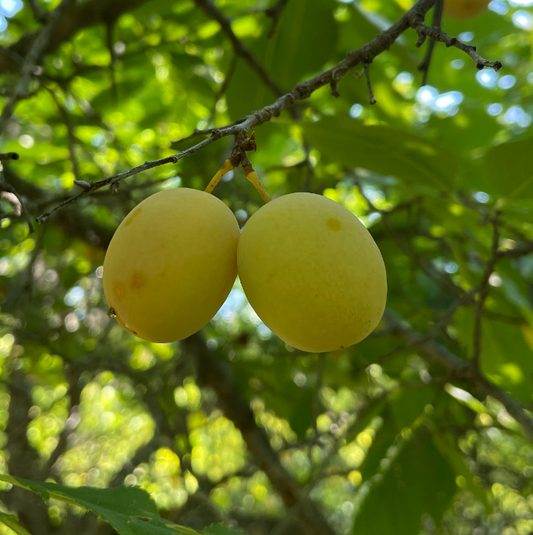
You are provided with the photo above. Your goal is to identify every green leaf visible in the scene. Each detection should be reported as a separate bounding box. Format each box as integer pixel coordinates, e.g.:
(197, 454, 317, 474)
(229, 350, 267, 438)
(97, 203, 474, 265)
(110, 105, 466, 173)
(484, 136, 533, 201)
(359, 388, 435, 481)
(0, 512, 32, 535)
(358, 406, 398, 481)
(352, 431, 456, 535)
(454, 309, 533, 404)
(432, 430, 492, 514)
(389, 386, 437, 430)
(301, 117, 459, 191)
(226, 0, 338, 120)
(233, 360, 314, 439)
(0, 476, 199, 535)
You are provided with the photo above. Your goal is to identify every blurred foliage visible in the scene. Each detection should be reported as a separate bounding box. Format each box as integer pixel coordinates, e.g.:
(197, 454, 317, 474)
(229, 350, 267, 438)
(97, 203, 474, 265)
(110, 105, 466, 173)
(0, 0, 533, 534)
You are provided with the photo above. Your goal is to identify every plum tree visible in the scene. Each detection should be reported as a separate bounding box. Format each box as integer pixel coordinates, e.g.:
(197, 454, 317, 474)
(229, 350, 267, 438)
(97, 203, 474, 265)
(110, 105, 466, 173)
(444, 0, 490, 19)
(237, 193, 387, 353)
(103, 188, 240, 342)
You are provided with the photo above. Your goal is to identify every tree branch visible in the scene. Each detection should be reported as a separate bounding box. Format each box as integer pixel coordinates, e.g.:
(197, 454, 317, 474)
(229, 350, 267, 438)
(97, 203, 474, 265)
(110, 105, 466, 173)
(0, 0, 74, 136)
(363, 62, 376, 105)
(0, 0, 153, 74)
(46, 88, 81, 181)
(0, 168, 34, 232)
(36, 0, 503, 222)
(384, 309, 533, 443)
(27, 0, 48, 23)
(265, 0, 291, 37)
(413, 23, 502, 72)
(418, 0, 444, 85)
(194, 0, 285, 98)
(184, 334, 338, 535)
(0, 152, 20, 161)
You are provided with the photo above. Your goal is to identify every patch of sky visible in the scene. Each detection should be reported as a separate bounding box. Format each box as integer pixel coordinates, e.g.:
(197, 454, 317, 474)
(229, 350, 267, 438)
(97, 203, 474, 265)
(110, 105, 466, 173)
(502, 105, 532, 127)
(476, 70, 499, 89)
(416, 86, 463, 116)
(512, 10, 533, 30)
(349, 104, 363, 118)
(498, 75, 516, 89)
(474, 192, 490, 203)
(64, 286, 85, 307)
(508, 0, 533, 7)
(215, 288, 247, 320)
(489, 0, 509, 14)
(458, 31, 474, 43)
(0, 0, 22, 17)
(486, 103, 503, 116)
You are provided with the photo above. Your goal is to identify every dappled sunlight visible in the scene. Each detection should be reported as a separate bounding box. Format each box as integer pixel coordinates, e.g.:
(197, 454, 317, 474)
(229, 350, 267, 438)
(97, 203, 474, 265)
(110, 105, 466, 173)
(0, 0, 533, 533)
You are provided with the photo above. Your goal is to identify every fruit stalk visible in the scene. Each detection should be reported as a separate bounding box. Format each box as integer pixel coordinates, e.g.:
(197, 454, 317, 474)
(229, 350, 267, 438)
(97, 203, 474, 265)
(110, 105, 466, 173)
(243, 163, 271, 203)
(204, 159, 236, 193)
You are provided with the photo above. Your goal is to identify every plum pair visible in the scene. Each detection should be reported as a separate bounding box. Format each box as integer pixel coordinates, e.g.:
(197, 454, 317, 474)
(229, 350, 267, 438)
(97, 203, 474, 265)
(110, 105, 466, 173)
(103, 188, 387, 352)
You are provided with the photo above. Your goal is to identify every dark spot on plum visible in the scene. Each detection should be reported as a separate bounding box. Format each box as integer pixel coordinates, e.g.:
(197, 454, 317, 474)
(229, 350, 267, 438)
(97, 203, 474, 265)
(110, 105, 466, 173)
(326, 218, 341, 231)
(130, 271, 146, 290)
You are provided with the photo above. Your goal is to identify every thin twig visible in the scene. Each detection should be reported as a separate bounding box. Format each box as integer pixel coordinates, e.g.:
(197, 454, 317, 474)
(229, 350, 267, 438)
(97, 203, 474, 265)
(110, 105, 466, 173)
(497, 241, 533, 259)
(0, 0, 74, 136)
(0, 0, 153, 74)
(418, 0, 444, 85)
(0, 169, 34, 233)
(265, 0, 291, 37)
(27, 0, 47, 22)
(194, 0, 285, 98)
(357, 181, 465, 298)
(384, 309, 533, 443)
(0, 153, 19, 161)
(38, 0, 503, 221)
(36, 132, 220, 223)
(363, 62, 376, 105)
(46, 88, 81, 181)
(414, 23, 503, 72)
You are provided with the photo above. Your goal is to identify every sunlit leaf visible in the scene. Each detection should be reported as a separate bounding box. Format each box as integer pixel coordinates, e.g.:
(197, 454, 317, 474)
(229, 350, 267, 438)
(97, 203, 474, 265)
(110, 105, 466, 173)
(302, 117, 459, 190)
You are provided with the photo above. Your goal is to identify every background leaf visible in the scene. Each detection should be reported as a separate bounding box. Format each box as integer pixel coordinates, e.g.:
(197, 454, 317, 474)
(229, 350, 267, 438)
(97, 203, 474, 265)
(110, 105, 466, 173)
(301, 117, 459, 191)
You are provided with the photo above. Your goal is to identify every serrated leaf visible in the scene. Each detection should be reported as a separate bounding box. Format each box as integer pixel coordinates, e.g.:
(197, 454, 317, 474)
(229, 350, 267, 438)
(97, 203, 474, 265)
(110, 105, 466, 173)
(352, 431, 456, 535)
(0, 475, 201, 535)
(302, 117, 459, 191)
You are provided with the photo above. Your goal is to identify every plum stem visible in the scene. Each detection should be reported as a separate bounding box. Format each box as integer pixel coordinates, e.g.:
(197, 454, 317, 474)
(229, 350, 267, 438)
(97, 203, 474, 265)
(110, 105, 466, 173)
(204, 159, 236, 194)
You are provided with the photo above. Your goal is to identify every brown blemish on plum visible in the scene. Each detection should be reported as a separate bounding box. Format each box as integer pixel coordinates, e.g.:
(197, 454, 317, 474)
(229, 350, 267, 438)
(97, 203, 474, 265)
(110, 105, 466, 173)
(124, 207, 142, 226)
(113, 281, 126, 300)
(326, 218, 341, 231)
(130, 271, 147, 290)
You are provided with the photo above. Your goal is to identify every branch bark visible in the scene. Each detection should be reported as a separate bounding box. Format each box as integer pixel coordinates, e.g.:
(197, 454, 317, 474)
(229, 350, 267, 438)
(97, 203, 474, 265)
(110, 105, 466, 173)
(384, 309, 533, 443)
(194, 0, 285, 98)
(184, 335, 338, 535)
(0, 0, 152, 74)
